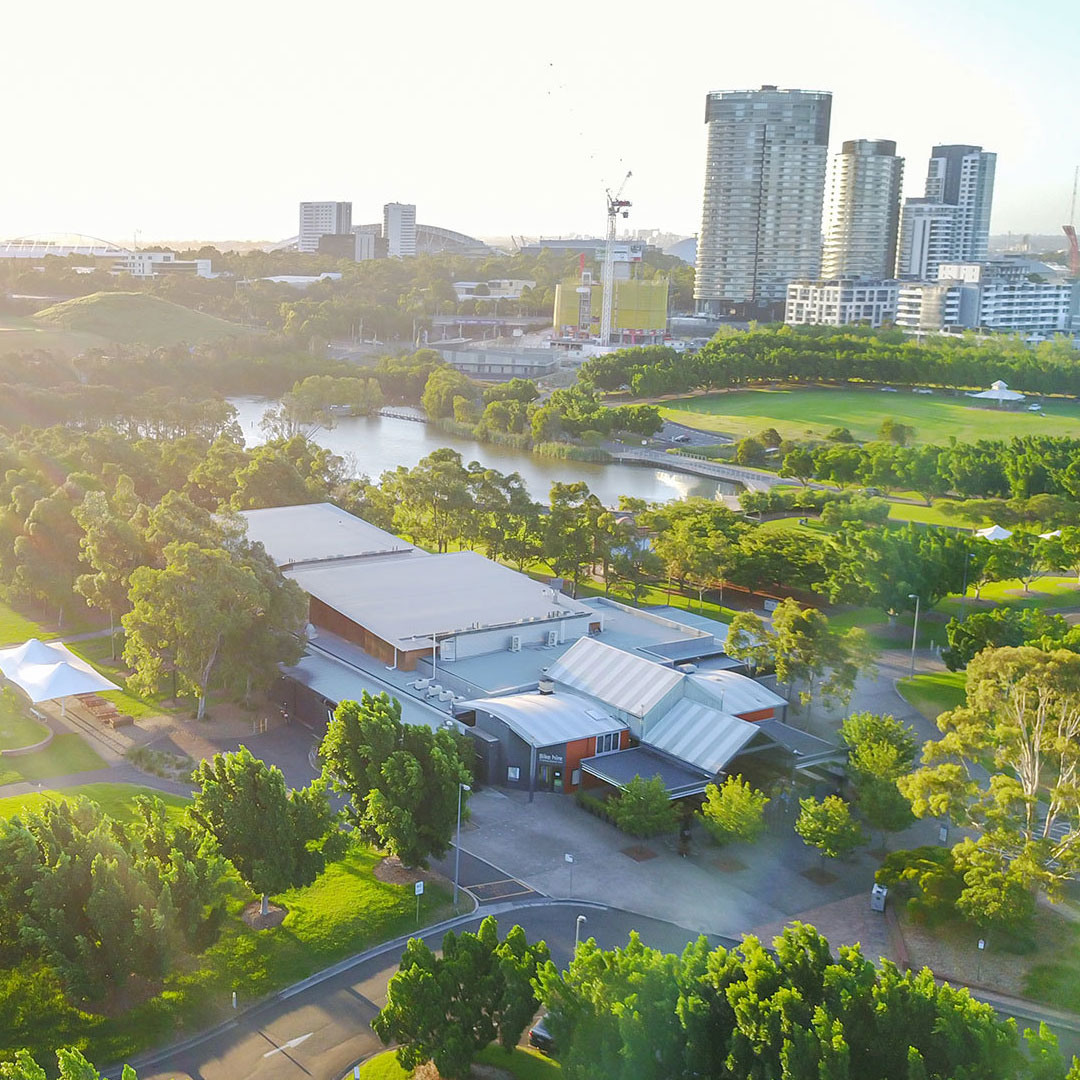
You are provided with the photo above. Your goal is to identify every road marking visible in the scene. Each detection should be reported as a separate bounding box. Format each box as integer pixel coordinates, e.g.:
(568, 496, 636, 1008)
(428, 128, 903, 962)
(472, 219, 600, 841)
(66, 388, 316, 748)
(262, 1033, 313, 1057)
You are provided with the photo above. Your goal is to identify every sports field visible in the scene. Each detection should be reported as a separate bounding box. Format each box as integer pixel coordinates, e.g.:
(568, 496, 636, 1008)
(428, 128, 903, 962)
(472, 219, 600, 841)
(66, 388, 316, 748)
(659, 387, 1080, 444)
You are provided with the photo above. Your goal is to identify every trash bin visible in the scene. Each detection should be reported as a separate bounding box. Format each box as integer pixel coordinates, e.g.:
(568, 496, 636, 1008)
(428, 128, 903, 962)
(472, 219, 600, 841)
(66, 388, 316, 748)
(870, 884, 888, 913)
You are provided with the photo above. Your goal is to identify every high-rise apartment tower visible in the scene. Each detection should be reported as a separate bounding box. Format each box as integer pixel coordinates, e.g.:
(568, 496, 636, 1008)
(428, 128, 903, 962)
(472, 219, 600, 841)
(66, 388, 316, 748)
(822, 139, 904, 279)
(896, 145, 995, 279)
(383, 202, 417, 258)
(694, 86, 832, 316)
(298, 202, 352, 254)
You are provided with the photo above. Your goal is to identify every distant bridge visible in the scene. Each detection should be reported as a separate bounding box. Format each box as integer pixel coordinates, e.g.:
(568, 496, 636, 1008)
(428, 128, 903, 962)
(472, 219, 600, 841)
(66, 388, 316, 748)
(609, 448, 788, 491)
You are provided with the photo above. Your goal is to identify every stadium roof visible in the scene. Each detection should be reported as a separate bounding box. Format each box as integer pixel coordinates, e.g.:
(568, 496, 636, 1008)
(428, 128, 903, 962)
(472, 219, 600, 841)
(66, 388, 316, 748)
(0, 232, 131, 258)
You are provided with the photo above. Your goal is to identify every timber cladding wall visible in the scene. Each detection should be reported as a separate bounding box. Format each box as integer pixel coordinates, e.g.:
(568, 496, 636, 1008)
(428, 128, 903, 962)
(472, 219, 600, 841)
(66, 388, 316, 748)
(307, 597, 431, 670)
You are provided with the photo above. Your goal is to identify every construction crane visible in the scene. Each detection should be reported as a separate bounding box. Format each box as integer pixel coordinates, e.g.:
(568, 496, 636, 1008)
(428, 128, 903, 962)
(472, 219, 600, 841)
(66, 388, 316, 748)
(1064, 166, 1079, 278)
(599, 171, 632, 346)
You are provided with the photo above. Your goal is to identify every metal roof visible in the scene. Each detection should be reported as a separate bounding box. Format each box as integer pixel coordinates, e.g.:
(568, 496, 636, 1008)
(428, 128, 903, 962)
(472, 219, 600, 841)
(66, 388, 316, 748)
(644, 699, 764, 775)
(547, 637, 683, 716)
(240, 503, 417, 567)
(580, 746, 712, 798)
(689, 672, 787, 715)
(756, 719, 845, 766)
(458, 692, 624, 749)
(287, 550, 593, 653)
(644, 606, 732, 646)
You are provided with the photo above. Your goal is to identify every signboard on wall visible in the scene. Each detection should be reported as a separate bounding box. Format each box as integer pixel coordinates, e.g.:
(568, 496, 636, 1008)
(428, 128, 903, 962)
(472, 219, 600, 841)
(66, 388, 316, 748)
(538, 751, 564, 765)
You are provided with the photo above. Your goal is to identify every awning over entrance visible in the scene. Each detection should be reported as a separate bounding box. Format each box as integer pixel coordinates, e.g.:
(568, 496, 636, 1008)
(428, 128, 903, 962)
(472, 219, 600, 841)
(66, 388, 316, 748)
(755, 719, 846, 769)
(581, 746, 712, 799)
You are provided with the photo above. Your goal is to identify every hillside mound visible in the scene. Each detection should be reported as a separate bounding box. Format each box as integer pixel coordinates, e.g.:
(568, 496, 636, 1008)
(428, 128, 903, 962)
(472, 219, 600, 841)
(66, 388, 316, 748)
(32, 291, 254, 347)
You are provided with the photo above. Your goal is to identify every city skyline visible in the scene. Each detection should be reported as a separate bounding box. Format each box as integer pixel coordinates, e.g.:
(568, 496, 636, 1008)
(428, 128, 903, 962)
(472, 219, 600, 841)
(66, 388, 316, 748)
(1, 0, 1077, 243)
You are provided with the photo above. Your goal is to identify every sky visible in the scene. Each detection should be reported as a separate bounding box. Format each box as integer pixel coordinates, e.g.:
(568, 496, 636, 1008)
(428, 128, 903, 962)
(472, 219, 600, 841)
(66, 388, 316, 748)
(1, 0, 1077, 245)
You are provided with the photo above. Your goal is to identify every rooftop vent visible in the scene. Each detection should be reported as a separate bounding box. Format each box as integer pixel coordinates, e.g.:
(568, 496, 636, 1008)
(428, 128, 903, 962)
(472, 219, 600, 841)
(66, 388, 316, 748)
(538, 677, 555, 695)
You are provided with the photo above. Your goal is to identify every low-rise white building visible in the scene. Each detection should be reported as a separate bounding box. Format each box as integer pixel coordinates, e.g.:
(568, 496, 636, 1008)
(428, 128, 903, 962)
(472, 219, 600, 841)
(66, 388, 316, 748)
(115, 252, 213, 278)
(785, 278, 899, 328)
(895, 259, 1075, 336)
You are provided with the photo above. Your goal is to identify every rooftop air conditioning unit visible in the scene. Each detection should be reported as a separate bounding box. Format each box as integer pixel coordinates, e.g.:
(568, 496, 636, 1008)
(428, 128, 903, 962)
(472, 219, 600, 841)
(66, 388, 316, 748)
(510, 635, 522, 653)
(547, 630, 559, 647)
(677, 663, 698, 674)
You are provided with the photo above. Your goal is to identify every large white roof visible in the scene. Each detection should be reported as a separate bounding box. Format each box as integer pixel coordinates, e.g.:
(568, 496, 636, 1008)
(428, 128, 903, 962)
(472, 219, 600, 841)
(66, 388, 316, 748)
(0, 638, 119, 703)
(459, 691, 624, 748)
(286, 550, 592, 653)
(644, 699, 762, 775)
(547, 637, 683, 716)
(240, 503, 417, 567)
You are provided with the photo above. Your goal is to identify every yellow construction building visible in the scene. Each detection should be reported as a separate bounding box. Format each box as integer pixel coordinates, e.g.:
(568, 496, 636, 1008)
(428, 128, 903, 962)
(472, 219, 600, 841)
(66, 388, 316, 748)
(553, 276, 669, 345)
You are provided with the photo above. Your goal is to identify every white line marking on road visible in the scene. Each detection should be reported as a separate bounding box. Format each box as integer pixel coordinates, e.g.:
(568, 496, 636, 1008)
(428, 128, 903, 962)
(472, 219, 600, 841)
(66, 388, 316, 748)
(262, 1032, 313, 1057)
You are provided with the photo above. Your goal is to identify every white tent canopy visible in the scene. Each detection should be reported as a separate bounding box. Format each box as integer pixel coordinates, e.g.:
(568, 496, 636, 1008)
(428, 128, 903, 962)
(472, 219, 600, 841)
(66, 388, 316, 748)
(975, 524, 1014, 542)
(0, 638, 119, 704)
(967, 380, 1026, 403)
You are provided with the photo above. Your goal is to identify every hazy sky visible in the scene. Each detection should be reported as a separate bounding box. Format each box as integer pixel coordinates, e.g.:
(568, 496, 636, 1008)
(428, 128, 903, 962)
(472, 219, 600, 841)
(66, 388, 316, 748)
(2, 0, 1077, 244)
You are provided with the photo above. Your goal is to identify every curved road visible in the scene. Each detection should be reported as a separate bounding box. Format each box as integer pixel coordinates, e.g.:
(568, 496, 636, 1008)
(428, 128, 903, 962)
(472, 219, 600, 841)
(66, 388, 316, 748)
(135, 900, 730, 1080)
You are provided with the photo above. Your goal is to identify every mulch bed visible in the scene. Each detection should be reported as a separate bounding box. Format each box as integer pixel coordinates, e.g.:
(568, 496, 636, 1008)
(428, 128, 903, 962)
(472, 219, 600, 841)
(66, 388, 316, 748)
(800, 866, 839, 885)
(242, 900, 288, 930)
(374, 854, 444, 887)
(620, 844, 658, 862)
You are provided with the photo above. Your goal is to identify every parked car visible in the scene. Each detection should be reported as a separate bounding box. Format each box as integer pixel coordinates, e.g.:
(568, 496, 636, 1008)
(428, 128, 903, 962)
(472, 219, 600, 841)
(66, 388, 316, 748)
(672, 433, 691, 443)
(528, 1013, 556, 1056)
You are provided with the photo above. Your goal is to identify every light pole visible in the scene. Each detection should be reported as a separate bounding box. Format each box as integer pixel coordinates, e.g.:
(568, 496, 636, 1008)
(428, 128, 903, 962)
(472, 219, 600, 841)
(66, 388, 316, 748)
(908, 593, 921, 677)
(575, 914, 587, 952)
(960, 552, 974, 616)
(453, 782, 470, 907)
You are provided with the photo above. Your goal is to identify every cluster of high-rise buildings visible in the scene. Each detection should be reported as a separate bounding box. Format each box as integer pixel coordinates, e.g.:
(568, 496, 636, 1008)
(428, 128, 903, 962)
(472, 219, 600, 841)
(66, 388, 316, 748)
(296, 200, 492, 260)
(693, 86, 1076, 337)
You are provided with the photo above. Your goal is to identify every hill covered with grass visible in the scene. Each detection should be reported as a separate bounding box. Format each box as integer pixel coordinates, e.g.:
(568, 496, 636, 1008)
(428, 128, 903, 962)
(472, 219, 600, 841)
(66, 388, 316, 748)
(31, 291, 256, 347)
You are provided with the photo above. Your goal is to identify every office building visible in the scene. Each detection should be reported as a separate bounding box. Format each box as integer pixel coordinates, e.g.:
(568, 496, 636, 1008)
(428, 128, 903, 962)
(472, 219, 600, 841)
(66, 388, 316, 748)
(298, 202, 352, 254)
(896, 145, 995, 279)
(895, 259, 1075, 336)
(115, 252, 213, 278)
(383, 202, 417, 257)
(785, 278, 899, 328)
(694, 86, 832, 317)
(822, 139, 903, 279)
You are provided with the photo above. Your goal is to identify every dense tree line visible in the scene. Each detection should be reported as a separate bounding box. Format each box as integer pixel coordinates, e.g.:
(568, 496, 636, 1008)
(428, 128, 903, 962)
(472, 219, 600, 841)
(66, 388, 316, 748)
(580, 326, 1080, 398)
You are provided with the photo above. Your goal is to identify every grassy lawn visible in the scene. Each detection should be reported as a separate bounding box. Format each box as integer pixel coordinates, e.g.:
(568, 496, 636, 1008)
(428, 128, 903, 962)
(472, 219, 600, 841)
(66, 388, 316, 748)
(0, 734, 107, 786)
(659, 387, 1080, 446)
(0, 708, 48, 751)
(898, 671, 968, 720)
(0, 598, 54, 648)
(16, 840, 455, 1065)
(937, 576, 1080, 617)
(357, 1047, 560, 1079)
(66, 636, 175, 719)
(0, 781, 190, 822)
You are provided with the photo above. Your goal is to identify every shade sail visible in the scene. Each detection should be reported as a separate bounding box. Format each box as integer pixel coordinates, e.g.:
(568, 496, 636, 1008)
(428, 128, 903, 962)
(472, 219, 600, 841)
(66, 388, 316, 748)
(975, 524, 1013, 542)
(0, 638, 119, 703)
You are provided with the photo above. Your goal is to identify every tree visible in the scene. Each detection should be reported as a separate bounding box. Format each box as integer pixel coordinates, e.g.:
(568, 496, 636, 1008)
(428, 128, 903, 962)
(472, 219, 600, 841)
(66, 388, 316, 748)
(699, 775, 769, 846)
(942, 607, 1067, 670)
(1044, 525, 1080, 583)
(421, 367, 476, 420)
(899, 646, 1080, 904)
(545, 482, 596, 594)
(723, 611, 777, 677)
(123, 542, 265, 720)
(608, 775, 678, 838)
(779, 447, 815, 485)
(190, 747, 344, 916)
(772, 598, 875, 713)
(795, 795, 864, 862)
(536, 921, 1065, 1080)
(1, 1049, 136, 1080)
(880, 418, 915, 446)
(373, 916, 550, 1080)
(321, 691, 471, 867)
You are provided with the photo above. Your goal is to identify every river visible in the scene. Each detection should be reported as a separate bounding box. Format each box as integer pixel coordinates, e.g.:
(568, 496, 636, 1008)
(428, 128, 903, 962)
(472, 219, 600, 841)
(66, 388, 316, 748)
(227, 396, 736, 506)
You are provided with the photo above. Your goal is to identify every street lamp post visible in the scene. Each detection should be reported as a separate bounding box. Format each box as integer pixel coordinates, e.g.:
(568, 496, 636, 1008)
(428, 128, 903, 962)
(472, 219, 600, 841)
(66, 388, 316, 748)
(960, 552, 974, 616)
(908, 593, 921, 677)
(453, 782, 470, 907)
(575, 914, 587, 952)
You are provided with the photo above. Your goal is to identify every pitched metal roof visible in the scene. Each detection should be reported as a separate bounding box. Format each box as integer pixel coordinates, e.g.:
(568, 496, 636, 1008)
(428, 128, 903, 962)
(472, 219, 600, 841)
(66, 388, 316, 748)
(580, 746, 712, 798)
(547, 637, 683, 716)
(756, 719, 845, 766)
(644, 699, 763, 775)
(457, 691, 624, 749)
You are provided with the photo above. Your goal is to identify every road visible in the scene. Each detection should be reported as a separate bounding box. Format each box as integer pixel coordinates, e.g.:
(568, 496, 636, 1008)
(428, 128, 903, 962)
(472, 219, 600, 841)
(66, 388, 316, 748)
(134, 901, 730, 1080)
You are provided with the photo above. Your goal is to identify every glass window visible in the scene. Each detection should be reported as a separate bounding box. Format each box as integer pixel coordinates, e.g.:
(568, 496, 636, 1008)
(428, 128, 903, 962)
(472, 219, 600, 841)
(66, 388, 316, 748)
(507, 766, 520, 782)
